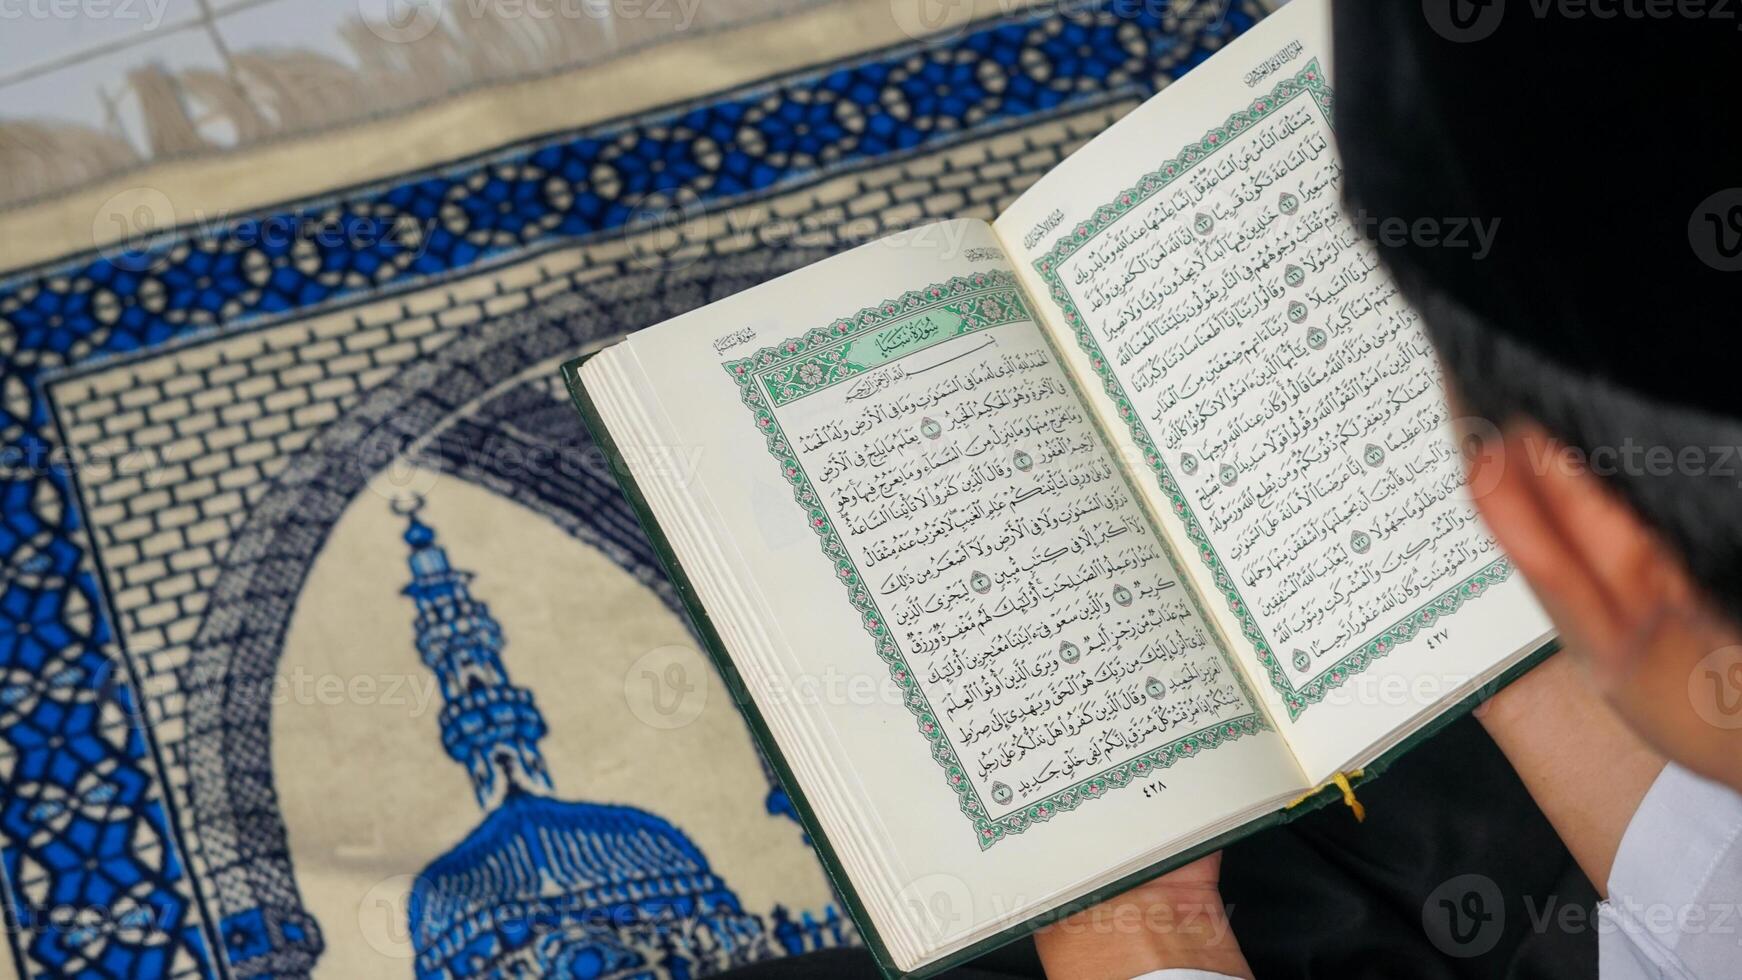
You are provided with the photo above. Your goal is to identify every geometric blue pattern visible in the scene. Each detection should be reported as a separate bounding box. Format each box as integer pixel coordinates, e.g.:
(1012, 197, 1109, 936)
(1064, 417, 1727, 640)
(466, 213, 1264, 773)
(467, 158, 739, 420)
(1, 482, 212, 976)
(1, 6, 1254, 344)
(0, 2, 1263, 975)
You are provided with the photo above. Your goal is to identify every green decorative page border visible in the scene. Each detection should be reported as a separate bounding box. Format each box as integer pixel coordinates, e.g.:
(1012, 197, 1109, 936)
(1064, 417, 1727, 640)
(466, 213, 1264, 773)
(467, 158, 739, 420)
(724, 270, 1267, 848)
(1031, 59, 1515, 720)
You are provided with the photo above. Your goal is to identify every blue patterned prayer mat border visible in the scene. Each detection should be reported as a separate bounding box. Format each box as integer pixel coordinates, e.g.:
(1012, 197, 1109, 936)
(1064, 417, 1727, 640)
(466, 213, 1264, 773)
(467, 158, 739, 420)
(0, 2, 1265, 976)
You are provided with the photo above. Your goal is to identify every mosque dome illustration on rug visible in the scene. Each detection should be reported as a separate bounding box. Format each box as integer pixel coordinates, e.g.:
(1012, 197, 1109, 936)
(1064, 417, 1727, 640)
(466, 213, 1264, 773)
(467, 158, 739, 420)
(394, 500, 839, 978)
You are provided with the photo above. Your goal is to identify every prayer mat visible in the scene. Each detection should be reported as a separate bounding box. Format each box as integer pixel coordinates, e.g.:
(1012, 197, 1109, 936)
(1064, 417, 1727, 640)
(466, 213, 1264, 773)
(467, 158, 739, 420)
(0, 1, 1274, 976)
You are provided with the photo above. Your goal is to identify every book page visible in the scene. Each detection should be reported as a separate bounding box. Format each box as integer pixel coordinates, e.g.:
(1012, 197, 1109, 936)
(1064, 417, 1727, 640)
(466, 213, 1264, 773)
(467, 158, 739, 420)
(581, 220, 1305, 968)
(995, 0, 1553, 781)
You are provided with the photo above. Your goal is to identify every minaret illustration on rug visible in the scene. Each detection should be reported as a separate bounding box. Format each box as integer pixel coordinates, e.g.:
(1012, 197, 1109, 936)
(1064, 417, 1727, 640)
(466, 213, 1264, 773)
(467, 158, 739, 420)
(394, 497, 847, 978)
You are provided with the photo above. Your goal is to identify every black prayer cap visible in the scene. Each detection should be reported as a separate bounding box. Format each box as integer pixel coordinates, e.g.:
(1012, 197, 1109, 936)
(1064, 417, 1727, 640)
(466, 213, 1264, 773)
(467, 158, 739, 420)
(1331, 0, 1742, 419)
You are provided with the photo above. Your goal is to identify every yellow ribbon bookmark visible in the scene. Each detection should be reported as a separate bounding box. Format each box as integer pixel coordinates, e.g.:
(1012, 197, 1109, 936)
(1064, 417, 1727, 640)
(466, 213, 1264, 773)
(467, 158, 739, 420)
(1288, 769, 1366, 822)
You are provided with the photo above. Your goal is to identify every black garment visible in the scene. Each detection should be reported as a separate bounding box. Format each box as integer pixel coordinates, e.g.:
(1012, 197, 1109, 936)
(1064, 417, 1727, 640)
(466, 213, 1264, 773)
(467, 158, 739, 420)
(1220, 714, 1594, 980)
(1332, 1, 1742, 422)
(718, 716, 1595, 979)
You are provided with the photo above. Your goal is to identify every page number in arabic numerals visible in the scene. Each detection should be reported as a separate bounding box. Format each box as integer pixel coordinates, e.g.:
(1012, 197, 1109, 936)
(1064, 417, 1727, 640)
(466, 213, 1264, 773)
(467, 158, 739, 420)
(1425, 629, 1450, 650)
(1141, 779, 1169, 799)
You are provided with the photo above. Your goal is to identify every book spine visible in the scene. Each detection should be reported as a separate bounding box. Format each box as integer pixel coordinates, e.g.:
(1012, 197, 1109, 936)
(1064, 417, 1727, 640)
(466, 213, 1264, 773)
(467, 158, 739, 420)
(560, 354, 910, 978)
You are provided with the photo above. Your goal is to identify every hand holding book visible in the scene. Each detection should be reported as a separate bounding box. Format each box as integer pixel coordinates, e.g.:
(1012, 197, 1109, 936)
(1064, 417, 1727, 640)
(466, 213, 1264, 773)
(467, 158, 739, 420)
(1034, 854, 1252, 980)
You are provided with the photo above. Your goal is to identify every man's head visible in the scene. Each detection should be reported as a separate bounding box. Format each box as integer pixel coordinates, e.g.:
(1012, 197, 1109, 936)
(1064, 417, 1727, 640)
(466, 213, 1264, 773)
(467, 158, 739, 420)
(1332, 2, 1742, 787)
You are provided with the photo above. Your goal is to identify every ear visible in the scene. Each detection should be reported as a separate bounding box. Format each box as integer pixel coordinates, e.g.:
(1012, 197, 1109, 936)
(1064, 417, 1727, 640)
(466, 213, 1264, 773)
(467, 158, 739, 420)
(1463, 420, 1684, 684)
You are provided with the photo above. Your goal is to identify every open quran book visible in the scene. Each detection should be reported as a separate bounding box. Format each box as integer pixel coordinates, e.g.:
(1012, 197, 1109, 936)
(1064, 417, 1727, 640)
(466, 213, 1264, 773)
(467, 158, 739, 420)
(564, 1, 1557, 974)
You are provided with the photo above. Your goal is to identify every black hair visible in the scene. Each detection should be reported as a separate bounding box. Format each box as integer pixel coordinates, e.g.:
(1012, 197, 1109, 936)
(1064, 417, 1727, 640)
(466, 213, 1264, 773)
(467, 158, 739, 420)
(1408, 273, 1742, 628)
(1332, 0, 1742, 624)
